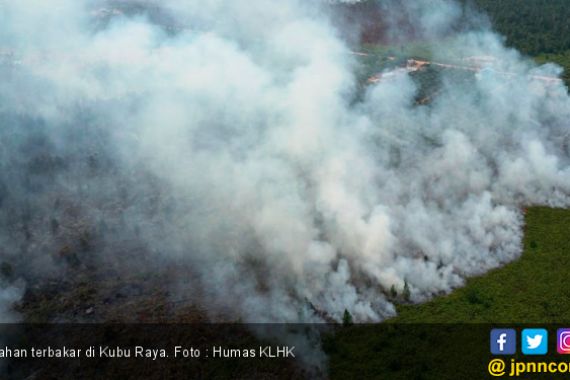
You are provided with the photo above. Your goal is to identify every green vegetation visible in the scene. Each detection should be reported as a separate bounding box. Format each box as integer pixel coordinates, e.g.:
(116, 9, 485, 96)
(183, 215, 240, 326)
(392, 207, 570, 323)
(402, 281, 411, 303)
(324, 207, 570, 379)
(359, 41, 436, 61)
(343, 309, 354, 326)
(353, 40, 444, 86)
(470, 0, 570, 86)
(328, 208, 570, 378)
(335, 4, 570, 378)
(471, 0, 570, 56)
(535, 50, 570, 86)
(354, 1, 570, 87)
(390, 284, 397, 299)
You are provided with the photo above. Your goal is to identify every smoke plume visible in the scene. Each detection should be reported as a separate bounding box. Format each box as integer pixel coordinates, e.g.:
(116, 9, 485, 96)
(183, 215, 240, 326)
(0, 0, 569, 322)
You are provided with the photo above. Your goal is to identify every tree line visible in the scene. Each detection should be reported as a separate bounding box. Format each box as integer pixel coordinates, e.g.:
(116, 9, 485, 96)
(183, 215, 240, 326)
(471, 0, 570, 56)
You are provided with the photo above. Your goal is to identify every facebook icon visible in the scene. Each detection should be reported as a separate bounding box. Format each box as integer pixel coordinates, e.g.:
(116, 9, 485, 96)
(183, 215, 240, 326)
(490, 329, 516, 355)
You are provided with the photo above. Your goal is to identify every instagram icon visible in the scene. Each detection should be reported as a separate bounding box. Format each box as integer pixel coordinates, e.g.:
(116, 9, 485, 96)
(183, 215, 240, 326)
(557, 329, 570, 354)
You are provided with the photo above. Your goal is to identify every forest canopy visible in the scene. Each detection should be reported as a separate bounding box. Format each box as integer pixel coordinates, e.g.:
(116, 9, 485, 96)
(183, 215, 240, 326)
(471, 0, 570, 56)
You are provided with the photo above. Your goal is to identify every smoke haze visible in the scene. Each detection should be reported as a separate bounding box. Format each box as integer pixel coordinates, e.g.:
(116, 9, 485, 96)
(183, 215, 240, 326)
(0, 0, 569, 322)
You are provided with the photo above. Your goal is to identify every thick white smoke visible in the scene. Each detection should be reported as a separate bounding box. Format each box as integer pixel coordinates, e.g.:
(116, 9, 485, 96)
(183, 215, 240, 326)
(0, 0, 569, 322)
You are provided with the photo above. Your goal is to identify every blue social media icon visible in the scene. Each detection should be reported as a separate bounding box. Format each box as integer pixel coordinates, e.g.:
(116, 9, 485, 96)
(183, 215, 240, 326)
(522, 329, 548, 355)
(491, 329, 516, 355)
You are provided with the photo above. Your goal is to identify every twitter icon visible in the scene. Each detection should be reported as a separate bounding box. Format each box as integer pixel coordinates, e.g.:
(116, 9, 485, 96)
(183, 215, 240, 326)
(522, 329, 548, 355)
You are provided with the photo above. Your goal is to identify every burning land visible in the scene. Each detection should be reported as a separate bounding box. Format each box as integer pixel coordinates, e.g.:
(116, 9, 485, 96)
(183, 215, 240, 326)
(0, 0, 570, 378)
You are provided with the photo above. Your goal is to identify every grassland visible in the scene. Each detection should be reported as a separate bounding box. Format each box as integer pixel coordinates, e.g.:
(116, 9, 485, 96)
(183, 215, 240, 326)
(328, 207, 570, 379)
(393, 207, 570, 323)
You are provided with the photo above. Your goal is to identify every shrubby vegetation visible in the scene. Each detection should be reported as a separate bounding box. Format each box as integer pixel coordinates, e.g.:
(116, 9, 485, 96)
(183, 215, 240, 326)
(329, 208, 570, 378)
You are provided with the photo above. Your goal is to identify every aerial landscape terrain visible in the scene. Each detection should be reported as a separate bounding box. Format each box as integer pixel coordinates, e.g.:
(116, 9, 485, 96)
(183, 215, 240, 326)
(0, 0, 569, 378)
